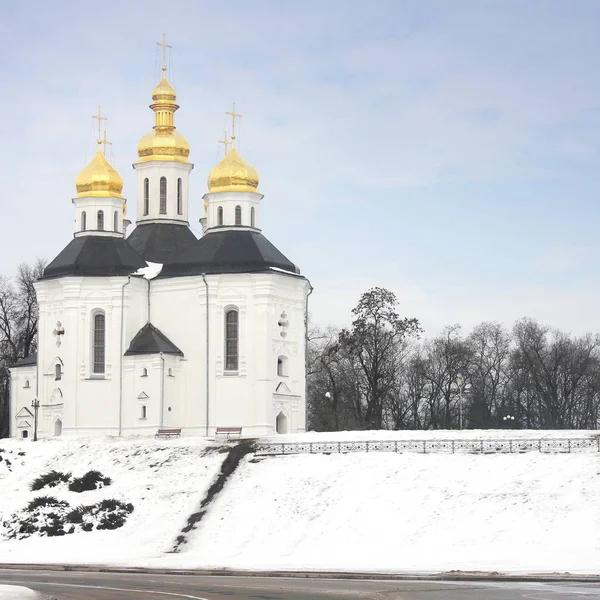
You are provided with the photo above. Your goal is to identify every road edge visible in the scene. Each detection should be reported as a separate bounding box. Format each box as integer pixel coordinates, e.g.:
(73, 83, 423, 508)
(0, 564, 598, 583)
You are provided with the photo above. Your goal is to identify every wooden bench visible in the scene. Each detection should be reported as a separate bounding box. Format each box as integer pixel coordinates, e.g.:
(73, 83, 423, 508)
(215, 427, 242, 440)
(155, 428, 182, 439)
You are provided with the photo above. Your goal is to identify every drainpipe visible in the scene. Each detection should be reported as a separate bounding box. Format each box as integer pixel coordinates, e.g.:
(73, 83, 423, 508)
(147, 278, 151, 323)
(118, 275, 132, 436)
(304, 279, 314, 430)
(159, 352, 165, 427)
(201, 274, 210, 437)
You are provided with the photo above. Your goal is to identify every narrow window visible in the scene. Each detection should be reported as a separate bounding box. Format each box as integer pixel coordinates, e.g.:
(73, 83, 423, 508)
(168, 367, 173, 377)
(92, 312, 106, 375)
(141, 405, 147, 419)
(141, 367, 148, 377)
(235, 205, 242, 226)
(81, 211, 87, 231)
(143, 178, 149, 215)
(113, 210, 118, 232)
(22, 430, 28, 439)
(97, 210, 104, 231)
(277, 356, 288, 377)
(250, 207, 255, 228)
(24, 379, 30, 389)
(160, 177, 167, 214)
(225, 309, 239, 371)
(217, 206, 223, 226)
(55, 364, 61, 381)
(177, 178, 182, 215)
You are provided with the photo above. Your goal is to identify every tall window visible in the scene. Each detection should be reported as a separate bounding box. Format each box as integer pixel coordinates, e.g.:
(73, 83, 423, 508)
(159, 177, 167, 214)
(143, 178, 149, 215)
(92, 312, 106, 375)
(250, 207, 255, 228)
(97, 210, 104, 231)
(235, 205, 242, 226)
(81, 211, 87, 231)
(217, 206, 224, 226)
(55, 364, 62, 381)
(225, 309, 239, 371)
(113, 211, 118, 232)
(177, 178, 182, 215)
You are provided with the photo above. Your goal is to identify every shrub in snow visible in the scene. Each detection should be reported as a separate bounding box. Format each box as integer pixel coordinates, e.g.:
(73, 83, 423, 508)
(68, 470, 112, 493)
(2, 498, 133, 540)
(30, 470, 71, 491)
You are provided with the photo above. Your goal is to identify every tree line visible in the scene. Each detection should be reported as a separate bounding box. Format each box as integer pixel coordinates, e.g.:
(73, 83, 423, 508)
(307, 287, 600, 431)
(0, 260, 45, 437)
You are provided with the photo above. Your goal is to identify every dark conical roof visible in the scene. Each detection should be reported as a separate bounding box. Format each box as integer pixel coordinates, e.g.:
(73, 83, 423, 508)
(127, 223, 198, 264)
(124, 322, 183, 356)
(43, 236, 147, 280)
(159, 230, 300, 278)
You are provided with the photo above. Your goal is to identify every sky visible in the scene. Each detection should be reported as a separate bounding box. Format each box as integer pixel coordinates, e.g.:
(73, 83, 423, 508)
(2, 0, 600, 337)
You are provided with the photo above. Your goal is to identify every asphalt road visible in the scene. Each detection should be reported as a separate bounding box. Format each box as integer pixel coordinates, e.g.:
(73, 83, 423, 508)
(1, 569, 600, 600)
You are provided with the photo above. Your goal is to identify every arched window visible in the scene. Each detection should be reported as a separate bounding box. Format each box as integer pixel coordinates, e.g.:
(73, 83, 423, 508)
(168, 367, 173, 377)
(250, 207, 255, 228)
(92, 312, 106, 375)
(24, 379, 30, 389)
(277, 356, 288, 377)
(159, 177, 167, 214)
(81, 211, 87, 231)
(22, 430, 28, 439)
(177, 178, 182, 215)
(55, 364, 62, 380)
(235, 205, 242, 226)
(141, 367, 148, 377)
(141, 405, 147, 419)
(97, 210, 104, 231)
(225, 308, 239, 371)
(217, 206, 223, 226)
(276, 412, 288, 434)
(54, 419, 62, 436)
(143, 178, 149, 215)
(113, 210, 118, 232)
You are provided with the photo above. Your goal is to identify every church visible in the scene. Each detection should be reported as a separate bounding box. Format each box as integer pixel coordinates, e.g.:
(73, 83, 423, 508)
(9, 44, 311, 439)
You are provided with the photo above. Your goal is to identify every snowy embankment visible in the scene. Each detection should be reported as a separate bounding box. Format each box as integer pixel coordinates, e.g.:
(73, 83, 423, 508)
(0, 585, 39, 599)
(0, 431, 599, 574)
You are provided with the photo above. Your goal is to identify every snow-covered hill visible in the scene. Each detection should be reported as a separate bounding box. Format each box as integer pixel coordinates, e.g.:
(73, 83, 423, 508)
(0, 431, 599, 575)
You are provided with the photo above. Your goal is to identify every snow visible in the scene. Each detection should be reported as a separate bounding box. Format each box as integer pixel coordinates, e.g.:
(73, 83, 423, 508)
(0, 585, 39, 599)
(133, 261, 163, 279)
(1, 431, 599, 575)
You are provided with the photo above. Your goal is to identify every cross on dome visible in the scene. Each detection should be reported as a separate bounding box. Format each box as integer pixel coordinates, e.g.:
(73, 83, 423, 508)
(225, 102, 243, 149)
(156, 33, 172, 73)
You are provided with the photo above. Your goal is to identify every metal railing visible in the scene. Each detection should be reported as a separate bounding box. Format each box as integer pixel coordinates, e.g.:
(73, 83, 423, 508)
(254, 437, 600, 456)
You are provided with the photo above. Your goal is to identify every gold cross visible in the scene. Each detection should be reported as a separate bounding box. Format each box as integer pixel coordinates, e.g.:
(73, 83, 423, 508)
(156, 33, 172, 72)
(225, 102, 242, 149)
(218, 130, 230, 156)
(92, 105, 107, 145)
(101, 130, 112, 157)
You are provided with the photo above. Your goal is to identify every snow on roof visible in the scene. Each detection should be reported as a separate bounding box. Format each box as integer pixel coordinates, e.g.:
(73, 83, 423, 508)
(270, 266, 299, 275)
(0, 585, 40, 599)
(133, 261, 163, 280)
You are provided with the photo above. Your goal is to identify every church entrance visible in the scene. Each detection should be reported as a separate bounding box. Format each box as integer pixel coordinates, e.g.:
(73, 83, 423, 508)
(276, 412, 288, 434)
(54, 419, 62, 436)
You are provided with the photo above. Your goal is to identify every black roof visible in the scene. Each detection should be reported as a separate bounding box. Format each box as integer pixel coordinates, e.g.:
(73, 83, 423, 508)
(127, 223, 198, 264)
(124, 322, 183, 356)
(11, 353, 37, 368)
(159, 229, 300, 278)
(43, 236, 147, 280)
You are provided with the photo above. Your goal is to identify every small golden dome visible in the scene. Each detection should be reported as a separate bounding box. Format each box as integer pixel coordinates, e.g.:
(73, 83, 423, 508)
(208, 148, 259, 193)
(137, 70, 190, 163)
(75, 147, 124, 198)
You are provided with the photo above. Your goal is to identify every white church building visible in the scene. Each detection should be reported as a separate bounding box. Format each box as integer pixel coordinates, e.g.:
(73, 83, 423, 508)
(9, 55, 311, 439)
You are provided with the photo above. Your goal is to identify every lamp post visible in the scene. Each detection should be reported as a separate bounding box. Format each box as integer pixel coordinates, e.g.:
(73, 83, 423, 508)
(31, 399, 40, 442)
(456, 376, 464, 430)
(502, 414, 516, 429)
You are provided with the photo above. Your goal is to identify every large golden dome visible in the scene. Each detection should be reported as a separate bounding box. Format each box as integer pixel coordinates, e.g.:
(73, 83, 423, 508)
(137, 68, 190, 163)
(208, 148, 259, 193)
(75, 146, 124, 198)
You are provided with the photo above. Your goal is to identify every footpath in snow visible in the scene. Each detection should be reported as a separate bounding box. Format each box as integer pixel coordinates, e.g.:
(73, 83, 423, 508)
(0, 430, 598, 575)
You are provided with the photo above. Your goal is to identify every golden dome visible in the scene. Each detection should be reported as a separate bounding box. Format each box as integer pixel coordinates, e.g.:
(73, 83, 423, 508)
(137, 69, 189, 163)
(208, 148, 259, 193)
(75, 146, 124, 198)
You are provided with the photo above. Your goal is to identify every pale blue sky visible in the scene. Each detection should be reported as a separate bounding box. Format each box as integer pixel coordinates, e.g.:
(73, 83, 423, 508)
(2, 0, 600, 335)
